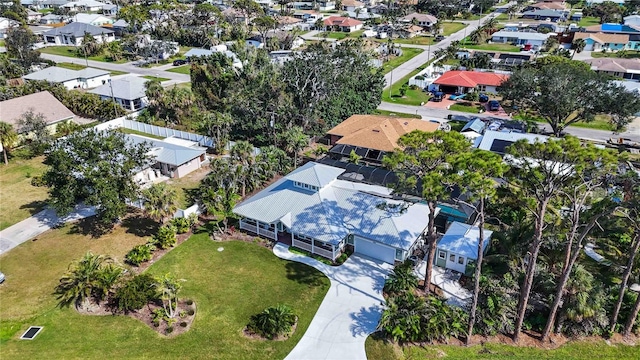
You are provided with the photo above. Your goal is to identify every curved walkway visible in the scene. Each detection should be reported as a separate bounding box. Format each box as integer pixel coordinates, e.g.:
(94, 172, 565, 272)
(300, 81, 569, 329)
(273, 243, 392, 360)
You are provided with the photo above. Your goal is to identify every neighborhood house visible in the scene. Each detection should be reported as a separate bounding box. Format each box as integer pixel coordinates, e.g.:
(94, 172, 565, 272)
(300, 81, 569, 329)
(233, 161, 435, 264)
(43, 22, 115, 45)
(433, 70, 509, 94)
(88, 76, 148, 111)
(436, 221, 493, 276)
(23, 66, 111, 89)
(0, 91, 75, 135)
(128, 135, 207, 181)
(323, 16, 363, 32)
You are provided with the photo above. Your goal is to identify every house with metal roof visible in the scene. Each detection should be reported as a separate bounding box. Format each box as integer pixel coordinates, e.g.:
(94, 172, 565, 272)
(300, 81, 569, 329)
(460, 118, 485, 139)
(43, 22, 115, 45)
(70, 13, 114, 27)
(234, 161, 436, 264)
(23, 66, 110, 89)
(89, 76, 148, 111)
(61, 0, 108, 12)
(435, 222, 493, 275)
(521, 9, 567, 22)
(491, 30, 551, 47)
(127, 134, 207, 179)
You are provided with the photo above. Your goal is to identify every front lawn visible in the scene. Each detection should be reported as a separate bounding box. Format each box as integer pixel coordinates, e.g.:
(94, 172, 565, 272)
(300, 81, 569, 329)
(166, 65, 191, 75)
(164, 167, 211, 209)
(591, 50, 640, 59)
(0, 234, 330, 359)
(394, 36, 435, 46)
(0, 156, 49, 230)
(39, 46, 128, 64)
(365, 336, 640, 359)
(382, 60, 435, 106)
(318, 30, 364, 40)
(381, 48, 423, 74)
(462, 43, 521, 52)
(449, 102, 483, 114)
(142, 75, 171, 82)
(442, 22, 467, 36)
(55, 62, 88, 70)
(373, 109, 421, 119)
(578, 16, 600, 27)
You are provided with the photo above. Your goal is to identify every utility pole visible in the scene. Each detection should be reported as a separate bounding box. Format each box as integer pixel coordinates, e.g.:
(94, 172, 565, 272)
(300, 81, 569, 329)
(108, 79, 118, 118)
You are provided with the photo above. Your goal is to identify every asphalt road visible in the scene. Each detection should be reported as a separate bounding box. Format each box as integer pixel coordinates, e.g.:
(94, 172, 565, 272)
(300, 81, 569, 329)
(378, 101, 640, 143)
(39, 53, 190, 86)
(384, 3, 514, 87)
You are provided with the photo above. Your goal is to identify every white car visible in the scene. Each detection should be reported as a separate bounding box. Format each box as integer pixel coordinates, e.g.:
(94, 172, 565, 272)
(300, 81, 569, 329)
(0, 271, 5, 284)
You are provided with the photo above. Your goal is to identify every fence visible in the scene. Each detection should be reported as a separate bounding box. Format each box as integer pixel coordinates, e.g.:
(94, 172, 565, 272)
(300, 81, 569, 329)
(127, 199, 201, 220)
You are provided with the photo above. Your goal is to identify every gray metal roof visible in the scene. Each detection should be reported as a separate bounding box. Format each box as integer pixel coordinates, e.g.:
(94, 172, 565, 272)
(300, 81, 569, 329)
(286, 161, 345, 188)
(233, 162, 432, 249)
(89, 76, 147, 100)
(492, 30, 550, 41)
(523, 9, 566, 17)
(184, 48, 214, 57)
(43, 22, 114, 38)
(23, 66, 108, 82)
(437, 222, 493, 260)
(461, 118, 485, 134)
(126, 134, 205, 166)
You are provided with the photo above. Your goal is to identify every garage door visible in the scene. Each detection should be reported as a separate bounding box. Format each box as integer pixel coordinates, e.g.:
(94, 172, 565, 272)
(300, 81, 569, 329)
(355, 237, 396, 264)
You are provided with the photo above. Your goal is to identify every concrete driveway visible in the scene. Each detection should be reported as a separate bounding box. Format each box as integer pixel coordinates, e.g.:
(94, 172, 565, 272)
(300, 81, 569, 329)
(273, 243, 391, 360)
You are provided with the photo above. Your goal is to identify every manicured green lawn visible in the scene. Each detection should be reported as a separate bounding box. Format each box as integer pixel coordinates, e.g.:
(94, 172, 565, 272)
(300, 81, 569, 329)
(578, 16, 600, 27)
(442, 22, 467, 36)
(365, 336, 640, 359)
(394, 36, 435, 46)
(462, 43, 521, 52)
(373, 110, 421, 119)
(318, 30, 364, 40)
(0, 156, 49, 230)
(166, 65, 191, 75)
(382, 60, 434, 106)
(1, 235, 330, 359)
(142, 75, 171, 82)
(39, 46, 128, 64)
(55, 62, 128, 76)
(449, 102, 482, 114)
(591, 50, 640, 59)
(381, 48, 423, 74)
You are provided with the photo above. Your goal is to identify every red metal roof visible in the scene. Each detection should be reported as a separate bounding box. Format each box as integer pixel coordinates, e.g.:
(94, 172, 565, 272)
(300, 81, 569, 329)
(433, 70, 509, 88)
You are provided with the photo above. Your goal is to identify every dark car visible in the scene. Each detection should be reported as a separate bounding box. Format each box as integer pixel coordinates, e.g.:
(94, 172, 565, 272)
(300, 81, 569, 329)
(479, 93, 489, 103)
(172, 59, 187, 66)
(432, 91, 444, 102)
(488, 100, 500, 111)
(434, 35, 445, 42)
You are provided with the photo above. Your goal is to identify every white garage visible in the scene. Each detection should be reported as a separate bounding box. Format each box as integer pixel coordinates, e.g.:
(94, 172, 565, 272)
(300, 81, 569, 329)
(355, 236, 396, 264)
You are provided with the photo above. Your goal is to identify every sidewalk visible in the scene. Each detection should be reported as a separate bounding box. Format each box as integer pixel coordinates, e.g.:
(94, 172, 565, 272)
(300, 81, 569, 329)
(0, 205, 96, 255)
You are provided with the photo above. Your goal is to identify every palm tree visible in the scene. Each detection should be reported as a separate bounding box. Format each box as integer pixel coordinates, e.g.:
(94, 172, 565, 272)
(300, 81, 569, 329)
(249, 304, 297, 339)
(279, 126, 308, 167)
(571, 38, 586, 59)
(159, 273, 181, 319)
(383, 262, 419, 295)
(54, 252, 112, 308)
(0, 121, 17, 165)
(142, 183, 179, 224)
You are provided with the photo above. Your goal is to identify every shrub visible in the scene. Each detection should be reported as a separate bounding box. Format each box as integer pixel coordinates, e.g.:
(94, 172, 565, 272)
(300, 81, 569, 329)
(247, 304, 296, 339)
(415, 75, 425, 80)
(179, 310, 187, 318)
(151, 225, 177, 249)
(152, 308, 165, 326)
(166, 326, 174, 334)
(125, 244, 153, 266)
(112, 274, 159, 313)
(30, 175, 46, 187)
(383, 260, 418, 295)
(409, 84, 419, 90)
(171, 217, 191, 234)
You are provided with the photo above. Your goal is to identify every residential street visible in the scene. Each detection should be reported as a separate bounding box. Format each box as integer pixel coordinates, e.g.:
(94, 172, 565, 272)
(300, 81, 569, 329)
(383, 3, 515, 87)
(378, 101, 640, 143)
(38, 53, 190, 86)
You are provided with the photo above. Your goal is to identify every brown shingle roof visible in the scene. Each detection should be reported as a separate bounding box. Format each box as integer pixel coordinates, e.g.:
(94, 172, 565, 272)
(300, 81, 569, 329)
(327, 115, 440, 152)
(0, 91, 74, 130)
(585, 58, 640, 72)
(574, 32, 629, 44)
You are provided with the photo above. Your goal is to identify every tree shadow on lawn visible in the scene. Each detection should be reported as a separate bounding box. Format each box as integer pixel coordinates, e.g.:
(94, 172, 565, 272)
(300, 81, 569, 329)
(67, 215, 116, 238)
(285, 261, 327, 287)
(19, 200, 48, 216)
(121, 214, 160, 237)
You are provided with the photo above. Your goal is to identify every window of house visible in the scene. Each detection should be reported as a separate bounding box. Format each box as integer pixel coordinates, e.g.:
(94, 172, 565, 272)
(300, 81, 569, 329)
(449, 254, 455, 262)
(439, 251, 446, 259)
(478, 85, 487, 92)
(346, 235, 354, 245)
(395, 249, 404, 260)
(458, 256, 464, 264)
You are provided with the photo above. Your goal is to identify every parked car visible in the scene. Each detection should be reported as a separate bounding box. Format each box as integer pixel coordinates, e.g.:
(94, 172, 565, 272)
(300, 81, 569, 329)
(172, 59, 187, 66)
(449, 93, 465, 100)
(432, 91, 444, 102)
(479, 93, 489, 103)
(434, 35, 445, 42)
(488, 100, 500, 111)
